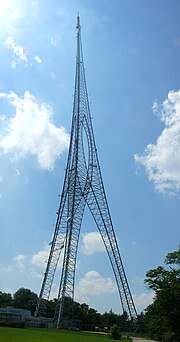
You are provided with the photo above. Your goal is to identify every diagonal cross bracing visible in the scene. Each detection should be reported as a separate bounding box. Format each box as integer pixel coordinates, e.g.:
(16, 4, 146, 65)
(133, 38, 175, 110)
(35, 14, 137, 327)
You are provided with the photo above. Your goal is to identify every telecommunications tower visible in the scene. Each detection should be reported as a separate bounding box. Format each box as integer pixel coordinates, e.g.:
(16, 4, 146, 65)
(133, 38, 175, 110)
(35, 15, 137, 327)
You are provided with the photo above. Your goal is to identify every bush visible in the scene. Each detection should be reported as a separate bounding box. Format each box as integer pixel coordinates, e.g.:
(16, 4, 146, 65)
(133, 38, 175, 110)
(0, 321, 25, 328)
(109, 324, 122, 340)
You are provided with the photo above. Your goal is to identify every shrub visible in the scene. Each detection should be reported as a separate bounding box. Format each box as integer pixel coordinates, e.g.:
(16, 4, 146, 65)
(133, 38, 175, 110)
(0, 321, 25, 328)
(109, 324, 122, 340)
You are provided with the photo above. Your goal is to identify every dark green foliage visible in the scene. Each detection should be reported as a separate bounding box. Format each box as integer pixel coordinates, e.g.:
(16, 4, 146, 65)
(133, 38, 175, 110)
(45, 298, 57, 318)
(144, 246, 180, 342)
(109, 324, 122, 340)
(101, 310, 129, 330)
(101, 309, 118, 328)
(59, 299, 132, 331)
(0, 292, 12, 307)
(0, 321, 25, 328)
(0, 287, 132, 331)
(136, 312, 147, 334)
(13, 288, 38, 315)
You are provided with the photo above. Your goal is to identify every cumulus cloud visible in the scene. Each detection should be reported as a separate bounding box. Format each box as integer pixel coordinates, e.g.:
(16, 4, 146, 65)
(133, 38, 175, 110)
(4, 36, 28, 68)
(75, 270, 117, 303)
(13, 254, 26, 271)
(30, 268, 42, 279)
(133, 292, 154, 313)
(134, 90, 180, 195)
(82, 231, 105, 255)
(10, 10, 20, 21)
(0, 115, 6, 122)
(34, 55, 42, 64)
(49, 282, 59, 299)
(31, 245, 50, 268)
(31, 244, 63, 269)
(0, 264, 12, 272)
(0, 91, 69, 170)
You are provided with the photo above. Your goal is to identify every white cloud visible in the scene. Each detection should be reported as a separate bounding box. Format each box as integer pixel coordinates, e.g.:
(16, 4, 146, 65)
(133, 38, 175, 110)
(133, 292, 154, 313)
(10, 10, 20, 21)
(0, 264, 12, 272)
(30, 268, 43, 280)
(34, 55, 42, 64)
(31, 243, 64, 270)
(75, 270, 117, 303)
(0, 115, 6, 122)
(13, 254, 26, 271)
(4, 36, 28, 68)
(11, 60, 16, 69)
(16, 168, 20, 177)
(31, 245, 50, 268)
(82, 231, 105, 255)
(134, 90, 180, 195)
(0, 91, 69, 170)
(49, 282, 59, 300)
(0, 175, 4, 183)
(50, 35, 62, 48)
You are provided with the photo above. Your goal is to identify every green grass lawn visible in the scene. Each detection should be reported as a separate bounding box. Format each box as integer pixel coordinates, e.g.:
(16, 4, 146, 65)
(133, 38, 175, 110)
(0, 327, 130, 342)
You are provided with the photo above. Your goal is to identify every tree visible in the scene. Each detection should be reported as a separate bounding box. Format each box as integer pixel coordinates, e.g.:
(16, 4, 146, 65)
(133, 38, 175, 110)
(109, 324, 122, 340)
(136, 312, 147, 334)
(88, 308, 101, 326)
(45, 298, 57, 318)
(144, 246, 180, 342)
(101, 309, 119, 328)
(0, 291, 12, 307)
(0, 287, 131, 331)
(13, 288, 38, 315)
(78, 302, 89, 323)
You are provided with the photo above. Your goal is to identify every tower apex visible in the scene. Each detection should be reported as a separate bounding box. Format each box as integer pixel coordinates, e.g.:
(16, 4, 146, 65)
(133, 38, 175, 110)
(76, 12, 81, 31)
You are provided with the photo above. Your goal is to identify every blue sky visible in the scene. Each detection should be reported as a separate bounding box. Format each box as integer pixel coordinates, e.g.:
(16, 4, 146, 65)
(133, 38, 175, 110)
(0, 0, 180, 314)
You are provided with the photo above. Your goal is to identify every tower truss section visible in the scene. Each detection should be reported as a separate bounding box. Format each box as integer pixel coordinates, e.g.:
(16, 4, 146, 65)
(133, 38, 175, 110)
(35, 15, 137, 327)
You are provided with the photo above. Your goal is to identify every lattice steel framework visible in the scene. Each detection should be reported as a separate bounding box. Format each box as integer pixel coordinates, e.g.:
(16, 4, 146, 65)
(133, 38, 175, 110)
(35, 15, 137, 327)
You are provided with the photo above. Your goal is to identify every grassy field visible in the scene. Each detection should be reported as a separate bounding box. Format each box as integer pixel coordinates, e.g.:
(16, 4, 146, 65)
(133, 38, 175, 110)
(0, 327, 130, 342)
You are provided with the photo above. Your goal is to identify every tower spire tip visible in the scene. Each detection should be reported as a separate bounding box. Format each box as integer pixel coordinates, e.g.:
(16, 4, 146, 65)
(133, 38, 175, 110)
(76, 12, 81, 31)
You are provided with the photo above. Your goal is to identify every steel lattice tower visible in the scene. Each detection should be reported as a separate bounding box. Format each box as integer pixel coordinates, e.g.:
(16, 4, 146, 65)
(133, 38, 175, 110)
(35, 15, 137, 328)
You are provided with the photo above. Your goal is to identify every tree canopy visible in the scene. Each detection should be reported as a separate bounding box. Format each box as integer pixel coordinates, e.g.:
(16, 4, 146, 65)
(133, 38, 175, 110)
(13, 288, 38, 315)
(0, 291, 12, 307)
(144, 246, 180, 342)
(0, 288, 130, 330)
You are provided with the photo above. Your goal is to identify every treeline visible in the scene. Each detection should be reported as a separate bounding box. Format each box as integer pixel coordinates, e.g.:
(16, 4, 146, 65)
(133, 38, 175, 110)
(0, 288, 130, 330)
(0, 246, 179, 341)
(0, 288, 37, 315)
